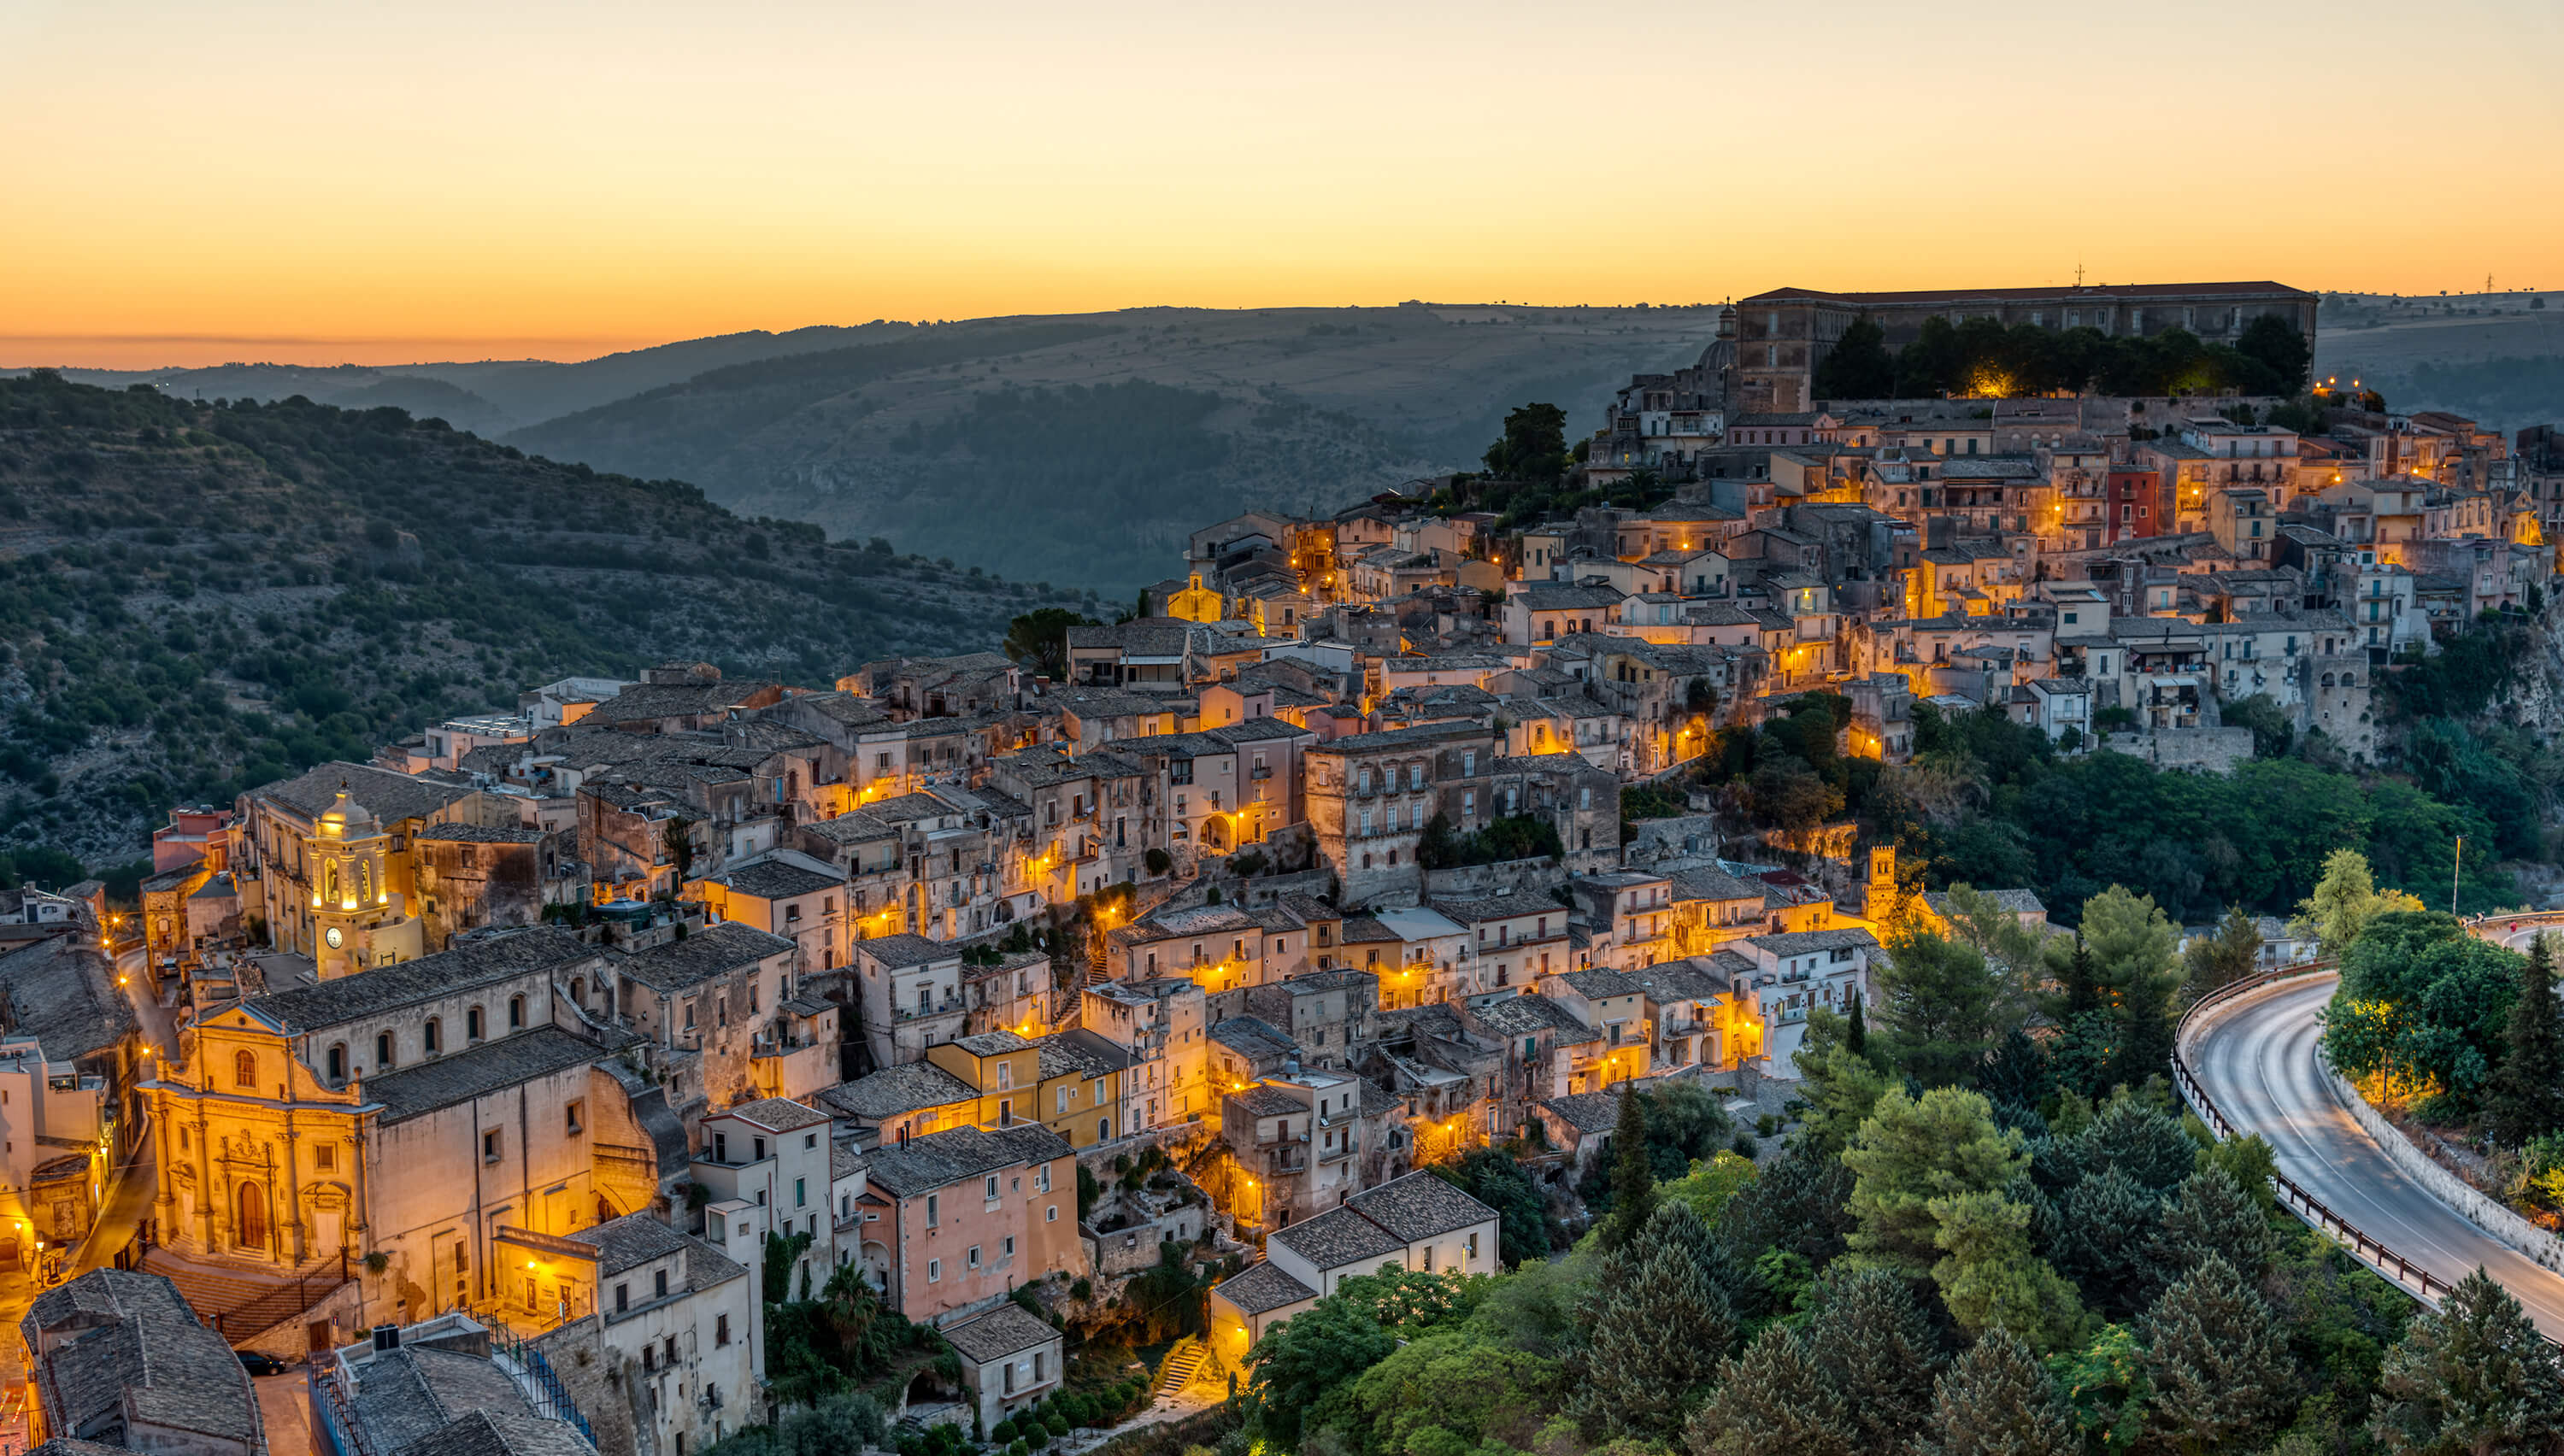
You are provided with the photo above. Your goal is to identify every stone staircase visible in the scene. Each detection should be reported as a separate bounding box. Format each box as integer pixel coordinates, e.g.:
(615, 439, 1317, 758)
(1153, 1338, 1205, 1399)
(142, 1247, 348, 1343)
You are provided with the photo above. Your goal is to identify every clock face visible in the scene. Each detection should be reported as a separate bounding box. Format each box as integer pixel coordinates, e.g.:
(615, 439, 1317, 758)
(325, 927, 344, 949)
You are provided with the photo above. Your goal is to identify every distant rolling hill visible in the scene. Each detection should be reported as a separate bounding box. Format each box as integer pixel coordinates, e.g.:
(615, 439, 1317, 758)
(504, 303, 1734, 589)
(0, 373, 1081, 866)
(28, 292, 2555, 595)
(16, 306, 1732, 589)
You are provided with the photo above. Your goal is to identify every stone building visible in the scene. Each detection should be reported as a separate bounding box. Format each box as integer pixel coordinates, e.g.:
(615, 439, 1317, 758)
(232, 762, 489, 971)
(851, 1122, 1083, 1324)
(21, 1268, 264, 1453)
(945, 1302, 1065, 1434)
(1304, 721, 1501, 907)
(1728, 282, 2318, 414)
(0, 1034, 111, 1265)
(316, 1312, 600, 1456)
(610, 922, 803, 1113)
(0, 936, 139, 1260)
(414, 823, 566, 947)
(138, 926, 685, 1344)
(1208, 1171, 1498, 1354)
(696, 850, 851, 980)
(517, 1212, 763, 1456)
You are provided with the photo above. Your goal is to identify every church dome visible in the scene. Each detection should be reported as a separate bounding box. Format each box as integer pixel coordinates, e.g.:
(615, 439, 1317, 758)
(315, 784, 379, 841)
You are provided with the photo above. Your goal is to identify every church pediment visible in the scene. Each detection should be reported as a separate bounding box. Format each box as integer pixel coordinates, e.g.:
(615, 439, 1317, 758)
(200, 1004, 287, 1036)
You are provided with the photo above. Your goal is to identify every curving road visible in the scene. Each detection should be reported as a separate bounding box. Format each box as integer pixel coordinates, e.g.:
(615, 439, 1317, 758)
(2184, 971, 2564, 1338)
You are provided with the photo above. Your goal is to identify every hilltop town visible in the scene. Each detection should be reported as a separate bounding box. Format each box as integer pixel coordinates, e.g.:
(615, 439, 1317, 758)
(12, 279, 2564, 1455)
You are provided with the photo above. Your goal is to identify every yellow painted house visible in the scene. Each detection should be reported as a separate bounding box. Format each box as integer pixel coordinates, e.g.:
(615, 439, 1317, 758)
(1031, 1030, 1134, 1148)
(923, 1030, 1043, 1130)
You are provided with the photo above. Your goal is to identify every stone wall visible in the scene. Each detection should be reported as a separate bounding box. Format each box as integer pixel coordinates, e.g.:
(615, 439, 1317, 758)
(536, 1314, 644, 1456)
(2323, 1067, 2564, 1276)
(2098, 726, 2254, 774)
(1421, 858, 1565, 901)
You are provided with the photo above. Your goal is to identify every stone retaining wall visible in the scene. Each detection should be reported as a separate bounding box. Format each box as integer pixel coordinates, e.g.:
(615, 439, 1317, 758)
(2322, 1066, 2564, 1275)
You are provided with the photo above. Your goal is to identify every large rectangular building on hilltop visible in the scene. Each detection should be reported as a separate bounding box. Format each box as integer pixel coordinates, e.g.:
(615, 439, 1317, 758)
(1732, 282, 2320, 414)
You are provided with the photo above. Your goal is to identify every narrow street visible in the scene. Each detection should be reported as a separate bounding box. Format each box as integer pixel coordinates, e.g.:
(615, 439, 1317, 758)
(258, 1373, 320, 1456)
(69, 944, 174, 1280)
(0, 943, 173, 1453)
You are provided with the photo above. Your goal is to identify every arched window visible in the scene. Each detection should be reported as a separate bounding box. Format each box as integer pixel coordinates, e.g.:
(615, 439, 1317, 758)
(467, 1007, 485, 1042)
(326, 1043, 346, 1084)
(424, 1018, 442, 1055)
(509, 995, 525, 1030)
(324, 860, 339, 904)
(376, 1032, 394, 1069)
(233, 1049, 256, 1089)
(361, 860, 374, 904)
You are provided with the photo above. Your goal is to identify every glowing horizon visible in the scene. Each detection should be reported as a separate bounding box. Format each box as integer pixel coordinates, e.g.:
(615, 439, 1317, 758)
(8, 0, 2561, 372)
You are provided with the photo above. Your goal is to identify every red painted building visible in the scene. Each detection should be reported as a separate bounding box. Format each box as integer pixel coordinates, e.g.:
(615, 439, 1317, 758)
(2106, 467, 2171, 544)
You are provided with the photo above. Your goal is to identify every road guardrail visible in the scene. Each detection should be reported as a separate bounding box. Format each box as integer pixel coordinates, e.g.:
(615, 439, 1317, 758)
(2170, 960, 2467, 1308)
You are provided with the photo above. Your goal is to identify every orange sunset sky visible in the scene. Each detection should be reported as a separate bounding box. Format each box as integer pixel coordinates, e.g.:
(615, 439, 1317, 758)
(7, 0, 2562, 369)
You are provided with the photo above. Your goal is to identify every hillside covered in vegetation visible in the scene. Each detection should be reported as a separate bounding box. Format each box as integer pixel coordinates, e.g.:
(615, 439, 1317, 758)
(0, 373, 1084, 872)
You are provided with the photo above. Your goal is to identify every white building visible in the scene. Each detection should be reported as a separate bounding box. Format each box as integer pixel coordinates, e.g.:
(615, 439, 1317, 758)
(1208, 1171, 1499, 1354)
(1737, 927, 1880, 1069)
(693, 1097, 837, 1297)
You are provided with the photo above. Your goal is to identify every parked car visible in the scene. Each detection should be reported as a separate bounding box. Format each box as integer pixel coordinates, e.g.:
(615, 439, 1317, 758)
(237, 1351, 290, 1377)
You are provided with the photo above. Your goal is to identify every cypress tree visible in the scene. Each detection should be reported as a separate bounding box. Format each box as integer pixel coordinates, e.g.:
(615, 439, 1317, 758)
(1914, 1330, 2075, 1456)
(1684, 1326, 1856, 1456)
(1844, 989, 1868, 1059)
(2062, 933, 2102, 1019)
(1803, 1266, 1942, 1451)
(2138, 1253, 2298, 1453)
(2488, 935, 2564, 1148)
(2370, 1267, 2564, 1454)
(1597, 1088, 1656, 1253)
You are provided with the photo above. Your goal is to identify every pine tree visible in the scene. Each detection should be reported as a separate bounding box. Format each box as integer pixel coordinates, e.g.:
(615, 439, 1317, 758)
(1927, 1189, 2085, 1353)
(1583, 1205, 1738, 1438)
(1976, 1026, 2052, 1113)
(1844, 989, 1868, 1059)
(1914, 1330, 2075, 1456)
(1874, 929, 2010, 1087)
(2370, 1267, 2564, 1454)
(2488, 935, 2564, 1148)
(2052, 1166, 2164, 1319)
(1684, 1326, 1856, 1456)
(1803, 1266, 1942, 1451)
(2138, 1253, 2298, 1453)
(2058, 1094, 2200, 1195)
(1597, 1088, 1656, 1253)
(2144, 1164, 2278, 1293)
(1717, 1144, 1856, 1272)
